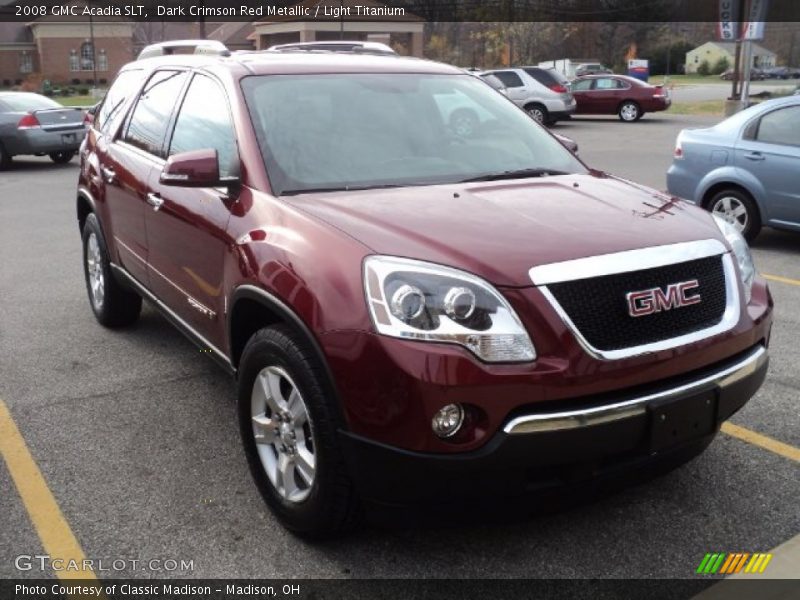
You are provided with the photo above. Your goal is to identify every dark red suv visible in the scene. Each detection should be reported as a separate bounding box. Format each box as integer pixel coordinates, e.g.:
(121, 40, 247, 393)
(77, 41, 772, 537)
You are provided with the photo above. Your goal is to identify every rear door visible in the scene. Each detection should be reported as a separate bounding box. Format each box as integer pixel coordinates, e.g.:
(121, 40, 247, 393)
(104, 70, 189, 285)
(570, 78, 595, 113)
(145, 73, 239, 346)
(735, 104, 800, 226)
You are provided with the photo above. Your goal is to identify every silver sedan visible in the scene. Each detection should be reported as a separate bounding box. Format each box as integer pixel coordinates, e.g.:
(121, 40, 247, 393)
(0, 92, 86, 168)
(667, 95, 800, 241)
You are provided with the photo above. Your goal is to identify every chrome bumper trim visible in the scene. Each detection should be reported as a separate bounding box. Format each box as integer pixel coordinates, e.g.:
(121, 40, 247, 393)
(504, 345, 767, 435)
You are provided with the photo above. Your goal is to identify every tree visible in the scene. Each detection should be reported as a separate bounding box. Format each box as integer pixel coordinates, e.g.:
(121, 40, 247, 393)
(697, 60, 711, 76)
(712, 56, 731, 75)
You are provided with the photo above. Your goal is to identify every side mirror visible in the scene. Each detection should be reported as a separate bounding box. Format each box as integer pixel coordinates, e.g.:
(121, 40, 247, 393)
(553, 133, 579, 154)
(160, 148, 234, 187)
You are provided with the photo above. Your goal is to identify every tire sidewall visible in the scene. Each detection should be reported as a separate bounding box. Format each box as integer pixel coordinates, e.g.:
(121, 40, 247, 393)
(237, 331, 333, 532)
(82, 214, 112, 321)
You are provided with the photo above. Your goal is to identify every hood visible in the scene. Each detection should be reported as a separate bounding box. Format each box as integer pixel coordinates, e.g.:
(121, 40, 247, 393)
(290, 173, 723, 287)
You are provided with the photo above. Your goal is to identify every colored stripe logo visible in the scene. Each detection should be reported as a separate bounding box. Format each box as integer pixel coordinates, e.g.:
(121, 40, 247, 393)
(696, 552, 773, 574)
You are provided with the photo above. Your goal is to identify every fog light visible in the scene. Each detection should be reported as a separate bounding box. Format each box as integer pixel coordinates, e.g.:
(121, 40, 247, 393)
(432, 404, 464, 438)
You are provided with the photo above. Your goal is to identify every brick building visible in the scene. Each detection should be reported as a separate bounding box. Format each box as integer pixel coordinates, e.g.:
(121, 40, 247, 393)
(0, 0, 423, 88)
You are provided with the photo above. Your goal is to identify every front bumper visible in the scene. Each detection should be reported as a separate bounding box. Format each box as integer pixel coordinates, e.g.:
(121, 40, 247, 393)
(339, 344, 768, 506)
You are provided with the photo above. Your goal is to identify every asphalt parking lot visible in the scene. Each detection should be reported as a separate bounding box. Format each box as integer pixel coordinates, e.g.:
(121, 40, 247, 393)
(1, 112, 798, 581)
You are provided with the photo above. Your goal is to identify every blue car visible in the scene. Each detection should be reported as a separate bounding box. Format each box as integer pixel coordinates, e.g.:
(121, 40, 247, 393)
(667, 96, 800, 241)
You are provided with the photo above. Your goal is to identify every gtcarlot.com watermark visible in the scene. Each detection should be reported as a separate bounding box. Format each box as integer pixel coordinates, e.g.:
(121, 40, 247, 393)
(14, 554, 194, 573)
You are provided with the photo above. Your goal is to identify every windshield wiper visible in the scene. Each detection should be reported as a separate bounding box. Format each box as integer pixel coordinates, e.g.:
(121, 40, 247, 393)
(459, 168, 570, 183)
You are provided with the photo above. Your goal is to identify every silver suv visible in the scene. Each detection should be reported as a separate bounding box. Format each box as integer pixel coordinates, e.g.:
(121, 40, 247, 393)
(481, 67, 576, 125)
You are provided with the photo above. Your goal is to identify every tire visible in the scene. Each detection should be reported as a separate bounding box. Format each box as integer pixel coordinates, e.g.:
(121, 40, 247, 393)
(50, 151, 75, 164)
(525, 103, 549, 125)
(238, 325, 360, 538)
(0, 142, 11, 170)
(706, 188, 761, 242)
(618, 101, 641, 122)
(81, 213, 142, 327)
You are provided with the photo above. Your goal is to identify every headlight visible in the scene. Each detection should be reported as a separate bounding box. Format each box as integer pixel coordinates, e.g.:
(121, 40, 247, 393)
(364, 256, 536, 362)
(713, 215, 755, 303)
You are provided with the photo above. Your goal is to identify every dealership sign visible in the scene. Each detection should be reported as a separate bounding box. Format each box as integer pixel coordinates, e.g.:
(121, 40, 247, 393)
(718, 0, 740, 41)
(718, 0, 770, 41)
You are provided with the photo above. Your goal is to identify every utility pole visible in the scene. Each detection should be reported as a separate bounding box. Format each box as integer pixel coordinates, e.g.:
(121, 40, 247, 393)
(88, 0, 97, 91)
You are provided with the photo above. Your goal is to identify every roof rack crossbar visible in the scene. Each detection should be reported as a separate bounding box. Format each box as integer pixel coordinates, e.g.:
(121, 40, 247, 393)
(137, 40, 230, 60)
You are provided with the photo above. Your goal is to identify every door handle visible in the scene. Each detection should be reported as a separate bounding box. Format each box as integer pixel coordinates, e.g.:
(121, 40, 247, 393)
(101, 166, 116, 183)
(744, 152, 765, 161)
(146, 192, 164, 211)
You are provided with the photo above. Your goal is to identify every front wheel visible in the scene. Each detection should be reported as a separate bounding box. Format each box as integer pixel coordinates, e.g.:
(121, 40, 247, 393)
(618, 101, 641, 122)
(706, 189, 761, 242)
(82, 213, 142, 327)
(238, 325, 360, 538)
(50, 151, 75, 164)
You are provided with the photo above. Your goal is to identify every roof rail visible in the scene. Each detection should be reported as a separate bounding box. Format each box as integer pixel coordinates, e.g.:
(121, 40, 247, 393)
(267, 41, 397, 56)
(137, 40, 230, 60)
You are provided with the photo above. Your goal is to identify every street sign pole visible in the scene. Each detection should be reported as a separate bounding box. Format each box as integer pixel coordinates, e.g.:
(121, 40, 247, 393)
(740, 40, 753, 107)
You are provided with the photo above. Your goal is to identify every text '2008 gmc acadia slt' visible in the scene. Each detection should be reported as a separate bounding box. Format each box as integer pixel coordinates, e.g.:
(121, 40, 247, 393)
(77, 41, 772, 537)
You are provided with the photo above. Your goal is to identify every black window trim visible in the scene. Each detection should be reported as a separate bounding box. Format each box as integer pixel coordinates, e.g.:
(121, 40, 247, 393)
(118, 68, 191, 159)
(163, 70, 242, 178)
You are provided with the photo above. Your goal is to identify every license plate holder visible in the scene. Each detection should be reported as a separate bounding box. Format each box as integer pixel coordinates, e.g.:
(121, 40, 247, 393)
(61, 133, 76, 145)
(648, 391, 716, 453)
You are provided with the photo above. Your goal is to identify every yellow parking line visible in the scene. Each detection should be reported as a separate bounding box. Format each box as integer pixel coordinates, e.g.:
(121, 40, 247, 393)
(762, 273, 800, 287)
(0, 398, 97, 580)
(721, 422, 800, 463)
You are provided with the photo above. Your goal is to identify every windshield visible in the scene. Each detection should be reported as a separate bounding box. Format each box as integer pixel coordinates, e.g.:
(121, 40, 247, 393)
(0, 93, 62, 112)
(241, 73, 586, 196)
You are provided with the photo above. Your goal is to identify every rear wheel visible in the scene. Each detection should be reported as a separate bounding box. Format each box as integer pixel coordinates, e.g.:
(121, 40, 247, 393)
(82, 213, 142, 327)
(706, 189, 761, 242)
(238, 325, 360, 538)
(618, 101, 641, 122)
(50, 151, 75, 164)
(525, 103, 549, 125)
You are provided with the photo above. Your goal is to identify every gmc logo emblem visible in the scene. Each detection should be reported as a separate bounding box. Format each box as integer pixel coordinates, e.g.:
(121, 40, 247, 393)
(626, 280, 701, 317)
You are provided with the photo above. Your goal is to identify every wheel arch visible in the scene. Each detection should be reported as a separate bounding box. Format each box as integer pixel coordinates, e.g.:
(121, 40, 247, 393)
(76, 187, 97, 233)
(699, 174, 767, 222)
(228, 284, 346, 426)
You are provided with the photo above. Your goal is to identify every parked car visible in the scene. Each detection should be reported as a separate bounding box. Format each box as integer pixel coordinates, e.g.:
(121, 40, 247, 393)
(667, 95, 800, 241)
(571, 74, 671, 121)
(79, 40, 771, 537)
(480, 67, 576, 125)
(720, 68, 767, 81)
(0, 91, 86, 168)
(575, 63, 613, 77)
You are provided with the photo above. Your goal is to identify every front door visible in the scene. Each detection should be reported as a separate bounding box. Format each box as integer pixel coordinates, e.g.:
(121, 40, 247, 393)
(145, 73, 239, 349)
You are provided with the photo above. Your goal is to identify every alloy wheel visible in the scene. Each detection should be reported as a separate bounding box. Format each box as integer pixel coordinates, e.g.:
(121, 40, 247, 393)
(711, 196, 749, 234)
(86, 233, 105, 309)
(250, 365, 316, 503)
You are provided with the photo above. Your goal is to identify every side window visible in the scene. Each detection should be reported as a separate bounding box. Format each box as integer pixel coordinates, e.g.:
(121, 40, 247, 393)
(168, 74, 238, 178)
(492, 71, 524, 88)
(123, 70, 188, 157)
(95, 69, 145, 134)
(572, 79, 593, 91)
(595, 78, 618, 90)
(754, 106, 800, 146)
